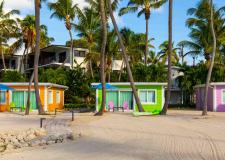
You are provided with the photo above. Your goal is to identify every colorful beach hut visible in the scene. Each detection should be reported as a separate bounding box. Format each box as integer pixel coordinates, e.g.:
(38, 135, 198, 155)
(0, 83, 68, 112)
(195, 82, 225, 112)
(92, 82, 167, 112)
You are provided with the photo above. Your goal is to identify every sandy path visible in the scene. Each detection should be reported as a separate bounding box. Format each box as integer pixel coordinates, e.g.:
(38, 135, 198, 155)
(1, 110, 225, 160)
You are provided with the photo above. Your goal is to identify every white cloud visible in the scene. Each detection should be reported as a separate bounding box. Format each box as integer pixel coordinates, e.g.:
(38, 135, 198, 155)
(1, 0, 33, 11)
(48, 0, 89, 10)
(152, 6, 165, 14)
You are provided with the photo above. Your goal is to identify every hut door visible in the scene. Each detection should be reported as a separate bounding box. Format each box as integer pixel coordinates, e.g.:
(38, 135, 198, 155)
(120, 91, 133, 110)
(12, 91, 24, 108)
(106, 91, 118, 109)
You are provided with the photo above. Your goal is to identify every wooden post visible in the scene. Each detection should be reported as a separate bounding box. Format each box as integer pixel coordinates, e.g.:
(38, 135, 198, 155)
(40, 118, 46, 128)
(71, 111, 74, 121)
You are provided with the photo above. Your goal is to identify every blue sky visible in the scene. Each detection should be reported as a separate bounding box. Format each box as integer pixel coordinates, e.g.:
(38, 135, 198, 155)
(3, 0, 225, 63)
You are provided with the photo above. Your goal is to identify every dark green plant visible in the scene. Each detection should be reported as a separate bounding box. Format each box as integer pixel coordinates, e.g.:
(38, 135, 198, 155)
(0, 71, 26, 82)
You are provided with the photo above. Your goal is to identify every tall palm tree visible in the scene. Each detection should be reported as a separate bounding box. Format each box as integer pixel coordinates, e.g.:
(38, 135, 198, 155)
(119, 0, 167, 66)
(158, 41, 179, 65)
(48, 0, 80, 69)
(0, 1, 19, 71)
(95, 0, 107, 116)
(161, 0, 173, 115)
(202, 0, 217, 116)
(75, 7, 101, 78)
(34, 0, 45, 115)
(108, 0, 144, 112)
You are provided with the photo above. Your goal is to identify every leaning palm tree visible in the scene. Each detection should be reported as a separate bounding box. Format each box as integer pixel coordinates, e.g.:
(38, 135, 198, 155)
(108, 0, 144, 112)
(48, 0, 81, 68)
(161, 0, 173, 115)
(119, 0, 167, 66)
(75, 7, 101, 78)
(202, 0, 217, 116)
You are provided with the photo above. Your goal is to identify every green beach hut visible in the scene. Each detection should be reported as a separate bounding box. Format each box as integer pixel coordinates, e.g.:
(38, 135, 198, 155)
(92, 82, 167, 113)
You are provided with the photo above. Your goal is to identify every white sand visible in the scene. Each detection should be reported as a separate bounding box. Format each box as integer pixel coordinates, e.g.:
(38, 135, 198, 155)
(1, 110, 225, 160)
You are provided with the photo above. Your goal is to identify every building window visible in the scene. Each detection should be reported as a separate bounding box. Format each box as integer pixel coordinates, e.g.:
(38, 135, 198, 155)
(222, 90, 225, 104)
(48, 90, 53, 104)
(74, 50, 86, 57)
(140, 90, 156, 103)
(0, 91, 6, 104)
(56, 91, 60, 104)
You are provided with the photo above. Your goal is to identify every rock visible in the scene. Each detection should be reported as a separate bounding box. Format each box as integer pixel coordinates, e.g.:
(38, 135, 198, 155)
(30, 139, 41, 147)
(0, 145, 6, 152)
(46, 140, 55, 145)
(6, 144, 15, 151)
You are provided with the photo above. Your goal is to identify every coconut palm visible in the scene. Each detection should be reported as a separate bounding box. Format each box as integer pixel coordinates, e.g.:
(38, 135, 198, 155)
(158, 41, 179, 65)
(33, 0, 46, 115)
(119, 0, 167, 65)
(185, 0, 225, 63)
(108, 0, 144, 112)
(48, 0, 81, 68)
(202, 0, 217, 116)
(94, 0, 108, 116)
(161, 0, 173, 115)
(75, 7, 101, 78)
(0, 1, 20, 71)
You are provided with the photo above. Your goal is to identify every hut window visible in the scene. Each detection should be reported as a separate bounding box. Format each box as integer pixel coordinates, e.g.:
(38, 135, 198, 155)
(222, 90, 225, 104)
(56, 91, 60, 104)
(0, 91, 6, 104)
(48, 90, 53, 104)
(140, 90, 156, 103)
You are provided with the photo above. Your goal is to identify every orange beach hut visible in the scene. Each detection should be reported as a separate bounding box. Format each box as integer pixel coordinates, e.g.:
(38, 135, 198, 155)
(0, 83, 68, 112)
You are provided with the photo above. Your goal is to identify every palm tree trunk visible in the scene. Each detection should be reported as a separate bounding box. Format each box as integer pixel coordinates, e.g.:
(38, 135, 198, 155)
(202, 0, 216, 116)
(108, 0, 144, 112)
(34, 0, 44, 115)
(1, 44, 6, 72)
(95, 0, 107, 116)
(89, 47, 94, 78)
(19, 47, 27, 73)
(118, 59, 124, 81)
(25, 71, 34, 115)
(161, 0, 173, 115)
(69, 29, 74, 69)
(89, 60, 94, 78)
(145, 17, 149, 66)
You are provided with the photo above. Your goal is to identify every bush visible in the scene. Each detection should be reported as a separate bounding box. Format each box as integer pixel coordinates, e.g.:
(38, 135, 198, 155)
(0, 71, 26, 82)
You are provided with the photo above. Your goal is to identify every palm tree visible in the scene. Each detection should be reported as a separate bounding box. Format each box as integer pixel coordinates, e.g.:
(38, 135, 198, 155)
(161, 0, 173, 115)
(0, 1, 19, 71)
(158, 41, 179, 65)
(48, 0, 80, 69)
(94, 0, 107, 116)
(108, 0, 144, 112)
(75, 7, 101, 78)
(202, 0, 217, 116)
(185, 0, 225, 63)
(34, 0, 44, 115)
(119, 0, 167, 66)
